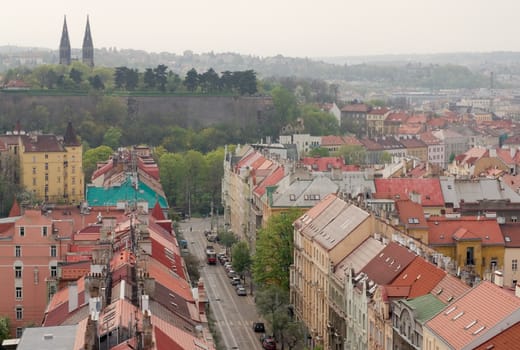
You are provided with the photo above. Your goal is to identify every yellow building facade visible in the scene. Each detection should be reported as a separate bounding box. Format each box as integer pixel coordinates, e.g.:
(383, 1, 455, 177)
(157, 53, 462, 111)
(18, 122, 84, 204)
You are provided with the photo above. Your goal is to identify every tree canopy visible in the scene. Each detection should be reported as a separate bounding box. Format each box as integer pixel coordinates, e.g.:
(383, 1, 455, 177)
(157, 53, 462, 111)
(252, 209, 303, 290)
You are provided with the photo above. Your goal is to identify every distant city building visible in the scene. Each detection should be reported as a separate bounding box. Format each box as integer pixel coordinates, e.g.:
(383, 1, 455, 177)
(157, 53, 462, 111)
(59, 15, 94, 67)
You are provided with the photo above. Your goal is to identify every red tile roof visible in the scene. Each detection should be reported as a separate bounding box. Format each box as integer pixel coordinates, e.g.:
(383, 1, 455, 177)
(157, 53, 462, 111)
(302, 157, 345, 171)
(321, 135, 346, 146)
(91, 160, 114, 181)
(398, 138, 427, 149)
(8, 198, 21, 217)
(368, 107, 390, 115)
(361, 242, 417, 285)
(154, 327, 184, 350)
(385, 111, 409, 123)
(474, 321, 520, 350)
(395, 200, 428, 227)
(427, 216, 504, 246)
(151, 201, 165, 221)
(147, 258, 193, 302)
(419, 131, 442, 145)
(431, 274, 471, 304)
(22, 134, 64, 152)
(374, 178, 444, 206)
(341, 103, 370, 112)
(253, 165, 285, 196)
(386, 257, 446, 298)
(426, 281, 520, 350)
(499, 223, 520, 248)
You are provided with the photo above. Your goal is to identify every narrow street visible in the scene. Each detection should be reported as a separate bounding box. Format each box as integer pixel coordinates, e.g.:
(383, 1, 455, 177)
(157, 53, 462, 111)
(179, 218, 264, 350)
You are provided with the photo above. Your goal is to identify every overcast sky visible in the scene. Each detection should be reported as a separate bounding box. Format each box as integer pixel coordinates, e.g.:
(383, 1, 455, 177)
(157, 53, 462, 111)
(3, 0, 520, 58)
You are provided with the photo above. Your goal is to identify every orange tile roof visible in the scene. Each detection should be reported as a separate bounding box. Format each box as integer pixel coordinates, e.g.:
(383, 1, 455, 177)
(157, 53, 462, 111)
(395, 200, 428, 227)
(431, 274, 471, 304)
(387, 257, 446, 298)
(426, 281, 520, 350)
(385, 111, 409, 123)
(419, 131, 442, 145)
(147, 258, 194, 302)
(321, 135, 346, 146)
(374, 178, 444, 206)
(361, 242, 417, 285)
(302, 157, 345, 171)
(341, 103, 370, 112)
(253, 165, 285, 196)
(474, 321, 520, 350)
(427, 216, 504, 246)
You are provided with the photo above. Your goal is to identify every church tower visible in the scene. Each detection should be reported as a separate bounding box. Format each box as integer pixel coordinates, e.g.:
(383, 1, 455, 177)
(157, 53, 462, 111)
(82, 15, 94, 67)
(59, 15, 71, 65)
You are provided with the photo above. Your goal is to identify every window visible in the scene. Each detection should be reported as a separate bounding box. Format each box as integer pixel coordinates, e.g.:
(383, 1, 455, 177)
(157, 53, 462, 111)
(15, 287, 22, 300)
(50, 245, 57, 257)
(32, 178, 36, 186)
(45, 163, 48, 170)
(491, 258, 498, 271)
(50, 266, 57, 278)
(16, 307, 22, 320)
(72, 177, 75, 185)
(19, 227, 25, 237)
(42, 226, 48, 236)
(45, 154, 48, 159)
(15, 245, 21, 257)
(72, 165, 76, 174)
(513, 259, 518, 271)
(466, 247, 474, 265)
(16, 327, 23, 338)
(15, 266, 22, 279)
(289, 194, 296, 201)
(32, 167, 36, 175)
(45, 173, 48, 182)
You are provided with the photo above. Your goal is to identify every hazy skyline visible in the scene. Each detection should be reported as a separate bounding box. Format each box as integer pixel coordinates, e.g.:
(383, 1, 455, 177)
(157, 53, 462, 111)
(3, 0, 520, 58)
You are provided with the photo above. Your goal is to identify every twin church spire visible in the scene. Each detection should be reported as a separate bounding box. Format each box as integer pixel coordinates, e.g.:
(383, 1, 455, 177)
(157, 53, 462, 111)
(59, 15, 94, 67)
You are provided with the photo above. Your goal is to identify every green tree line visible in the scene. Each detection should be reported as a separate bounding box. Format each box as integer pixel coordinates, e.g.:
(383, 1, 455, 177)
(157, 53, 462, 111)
(1, 62, 258, 95)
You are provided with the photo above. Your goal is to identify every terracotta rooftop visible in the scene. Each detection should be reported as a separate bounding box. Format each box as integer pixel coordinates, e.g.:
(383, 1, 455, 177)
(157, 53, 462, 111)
(499, 223, 520, 248)
(395, 199, 428, 227)
(427, 216, 504, 246)
(385, 111, 409, 123)
(431, 274, 471, 305)
(21, 134, 64, 152)
(399, 138, 427, 148)
(360, 242, 416, 285)
(341, 103, 370, 113)
(386, 256, 446, 299)
(426, 281, 520, 350)
(419, 131, 442, 145)
(374, 178, 444, 207)
(253, 165, 285, 197)
(473, 321, 520, 350)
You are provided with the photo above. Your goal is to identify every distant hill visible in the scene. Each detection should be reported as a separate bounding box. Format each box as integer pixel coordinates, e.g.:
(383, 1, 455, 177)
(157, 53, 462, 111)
(2, 46, 520, 89)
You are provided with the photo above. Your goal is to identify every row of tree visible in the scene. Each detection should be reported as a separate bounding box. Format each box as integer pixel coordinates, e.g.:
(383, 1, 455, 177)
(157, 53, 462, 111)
(3, 62, 258, 95)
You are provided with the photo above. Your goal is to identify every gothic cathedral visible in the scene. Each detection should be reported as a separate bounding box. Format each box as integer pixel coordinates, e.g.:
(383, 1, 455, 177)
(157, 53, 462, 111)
(59, 15, 94, 67)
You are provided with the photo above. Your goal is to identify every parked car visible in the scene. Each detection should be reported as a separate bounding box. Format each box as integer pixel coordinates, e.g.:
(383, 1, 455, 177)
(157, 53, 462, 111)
(253, 322, 265, 333)
(227, 269, 237, 278)
(236, 286, 247, 296)
(231, 277, 241, 285)
(260, 334, 276, 350)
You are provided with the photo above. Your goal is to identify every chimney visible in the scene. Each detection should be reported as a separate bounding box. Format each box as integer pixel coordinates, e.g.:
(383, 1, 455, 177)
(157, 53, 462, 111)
(493, 270, 504, 287)
(68, 282, 78, 312)
(142, 310, 153, 349)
